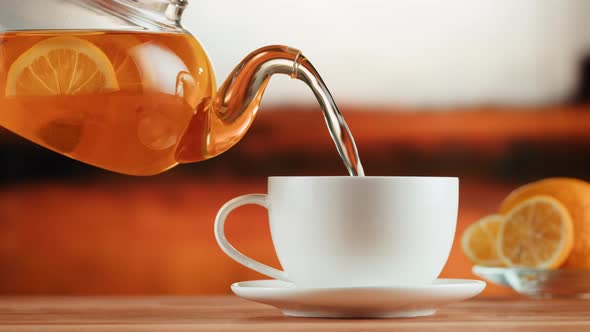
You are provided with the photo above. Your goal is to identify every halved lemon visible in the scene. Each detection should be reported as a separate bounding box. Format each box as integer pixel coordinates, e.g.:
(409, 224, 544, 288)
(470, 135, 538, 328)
(462, 214, 505, 266)
(498, 195, 574, 269)
(499, 178, 590, 269)
(5, 36, 118, 96)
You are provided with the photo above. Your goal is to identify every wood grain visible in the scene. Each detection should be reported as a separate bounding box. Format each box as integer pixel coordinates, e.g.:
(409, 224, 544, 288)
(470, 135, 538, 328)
(0, 296, 589, 332)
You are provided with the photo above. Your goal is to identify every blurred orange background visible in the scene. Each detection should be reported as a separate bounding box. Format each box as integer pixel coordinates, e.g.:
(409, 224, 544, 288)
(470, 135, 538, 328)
(0, 105, 589, 296)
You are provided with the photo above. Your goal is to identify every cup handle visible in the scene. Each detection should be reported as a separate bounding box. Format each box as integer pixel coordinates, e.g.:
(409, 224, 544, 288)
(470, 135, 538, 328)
(214, 194, 289, 281)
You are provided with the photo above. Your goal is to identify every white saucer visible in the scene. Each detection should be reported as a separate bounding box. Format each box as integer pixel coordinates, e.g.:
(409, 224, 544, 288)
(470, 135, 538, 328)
(231, 279, 486, 318)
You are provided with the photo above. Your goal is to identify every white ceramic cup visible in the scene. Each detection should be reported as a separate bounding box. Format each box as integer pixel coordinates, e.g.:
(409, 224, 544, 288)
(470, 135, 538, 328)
(215, 176, 459, 288)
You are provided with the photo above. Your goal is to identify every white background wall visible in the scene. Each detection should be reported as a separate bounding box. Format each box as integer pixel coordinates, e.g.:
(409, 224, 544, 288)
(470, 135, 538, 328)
(183, 0, 590, 108)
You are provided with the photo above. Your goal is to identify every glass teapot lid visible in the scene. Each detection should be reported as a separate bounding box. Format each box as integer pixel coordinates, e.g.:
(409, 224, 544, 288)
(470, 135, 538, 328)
(0, 0, 187, 32)
(87, 0, 187, 29)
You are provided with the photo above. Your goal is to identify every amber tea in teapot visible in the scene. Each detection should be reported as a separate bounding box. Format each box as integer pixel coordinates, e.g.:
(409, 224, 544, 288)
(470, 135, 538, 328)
(0, 30, 216, 175)
(0, 0, 364, 176)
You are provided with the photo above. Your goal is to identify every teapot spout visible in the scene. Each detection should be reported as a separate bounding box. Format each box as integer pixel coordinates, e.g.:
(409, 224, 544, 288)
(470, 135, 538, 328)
(210, 45, 303, 124)
(176, 45, 364, 176)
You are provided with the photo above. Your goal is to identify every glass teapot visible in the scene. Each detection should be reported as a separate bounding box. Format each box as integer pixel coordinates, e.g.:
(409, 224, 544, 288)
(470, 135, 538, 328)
(0, 0, 363, 176)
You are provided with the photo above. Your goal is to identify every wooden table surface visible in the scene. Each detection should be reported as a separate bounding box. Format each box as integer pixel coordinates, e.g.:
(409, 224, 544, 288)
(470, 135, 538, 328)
(0, 296, 589, 332)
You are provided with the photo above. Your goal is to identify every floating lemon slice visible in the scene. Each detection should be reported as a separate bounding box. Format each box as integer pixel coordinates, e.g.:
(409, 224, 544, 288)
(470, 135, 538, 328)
(6, 36, 119, 96)
(498, 195, 574, 269)
(462, 214, 505, 266)
(93, 34, 143, 92)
